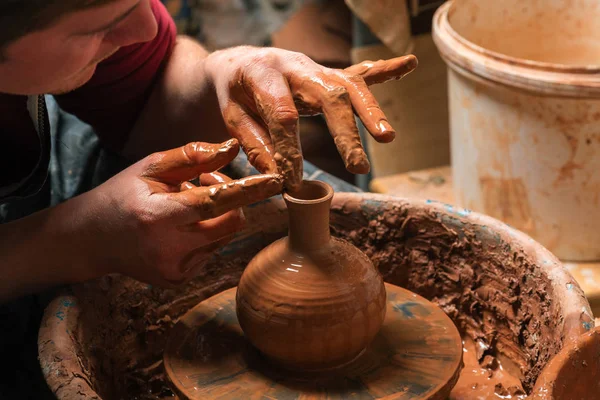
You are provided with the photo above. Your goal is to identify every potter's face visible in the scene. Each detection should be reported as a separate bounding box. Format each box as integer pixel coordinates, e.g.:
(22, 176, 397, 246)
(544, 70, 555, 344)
(0, 0, 157, 95)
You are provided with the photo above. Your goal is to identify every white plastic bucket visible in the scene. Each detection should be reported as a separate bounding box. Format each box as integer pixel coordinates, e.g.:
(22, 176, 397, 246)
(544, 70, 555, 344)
(433, 0, 600, 261)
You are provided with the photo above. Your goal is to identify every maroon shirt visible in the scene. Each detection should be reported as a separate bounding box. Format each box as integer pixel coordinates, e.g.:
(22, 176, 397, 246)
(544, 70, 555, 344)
(0, 0, 176, 194)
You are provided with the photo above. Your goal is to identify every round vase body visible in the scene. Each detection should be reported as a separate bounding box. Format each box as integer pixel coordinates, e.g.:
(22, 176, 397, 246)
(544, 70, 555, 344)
(236, 181, 387, 370)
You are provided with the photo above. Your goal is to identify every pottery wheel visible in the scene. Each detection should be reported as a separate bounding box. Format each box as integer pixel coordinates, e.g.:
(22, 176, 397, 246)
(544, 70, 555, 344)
(164, 283, 463, 399)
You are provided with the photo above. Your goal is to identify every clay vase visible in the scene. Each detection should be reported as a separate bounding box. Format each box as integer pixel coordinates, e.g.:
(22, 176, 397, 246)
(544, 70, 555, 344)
(236, 180, 387, 371)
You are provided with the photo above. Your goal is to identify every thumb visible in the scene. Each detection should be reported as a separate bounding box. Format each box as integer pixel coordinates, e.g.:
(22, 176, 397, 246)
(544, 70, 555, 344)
(141, 139, 240, 185)
(344, 55, 418, 86)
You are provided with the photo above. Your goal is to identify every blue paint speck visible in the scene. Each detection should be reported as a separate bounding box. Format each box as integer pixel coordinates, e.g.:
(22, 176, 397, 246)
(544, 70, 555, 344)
(245, 197, 279, 208)
(62, 300, 75, 308)
(55, 311, 65, 321)
(437, 203, 471, 217)
(567, 283, 574, 291)
(393, 302, 419, 318)
(583, 321, 593, 331)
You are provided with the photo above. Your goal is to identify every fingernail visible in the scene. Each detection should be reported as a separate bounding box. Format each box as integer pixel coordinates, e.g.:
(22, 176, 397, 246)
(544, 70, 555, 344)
(405, 55, 419, 70)
(377, 120, 396, 142)
(346, 149, 371, 174)
(378, 120, 395, 134)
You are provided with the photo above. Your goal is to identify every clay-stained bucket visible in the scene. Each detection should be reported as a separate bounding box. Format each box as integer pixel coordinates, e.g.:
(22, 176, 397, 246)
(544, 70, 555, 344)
(432, 0, 600, 261)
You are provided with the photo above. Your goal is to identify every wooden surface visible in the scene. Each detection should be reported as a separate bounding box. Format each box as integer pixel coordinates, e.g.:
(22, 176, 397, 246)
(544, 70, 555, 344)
(370, 166, 454, 203)
(371, 166, 600, 316)
(164, 284, 463, 400)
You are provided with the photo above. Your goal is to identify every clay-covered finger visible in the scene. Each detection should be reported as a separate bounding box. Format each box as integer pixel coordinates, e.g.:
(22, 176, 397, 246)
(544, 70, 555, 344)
(320, 87, 371, 174)
(342, 74, 395, 143)
(243, 67, 303, 191)
(169, 173, 283, 221)
(180, 181, 197, 191)
(142, 139, 240, 185)
(199, 171, 231, 185)
(200, 171, 247, 222)
(344, 55, 418, 86)
(223, 102, 278, 174)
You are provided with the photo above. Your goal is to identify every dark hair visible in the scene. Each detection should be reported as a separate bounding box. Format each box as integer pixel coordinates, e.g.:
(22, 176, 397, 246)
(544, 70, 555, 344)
(0, 0, 117, 56)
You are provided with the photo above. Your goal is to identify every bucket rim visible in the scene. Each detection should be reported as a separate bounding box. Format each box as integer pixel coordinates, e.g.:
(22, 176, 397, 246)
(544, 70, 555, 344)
(432, 1, 600, 98)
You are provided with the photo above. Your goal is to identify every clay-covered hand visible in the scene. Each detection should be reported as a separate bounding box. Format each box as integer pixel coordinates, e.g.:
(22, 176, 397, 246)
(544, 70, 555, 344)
(203, 47, 418, 190)
(79, 139, 282, 286)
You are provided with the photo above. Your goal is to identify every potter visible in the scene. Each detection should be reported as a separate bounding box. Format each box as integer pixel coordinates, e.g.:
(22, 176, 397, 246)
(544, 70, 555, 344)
(0, 0, 418, 396)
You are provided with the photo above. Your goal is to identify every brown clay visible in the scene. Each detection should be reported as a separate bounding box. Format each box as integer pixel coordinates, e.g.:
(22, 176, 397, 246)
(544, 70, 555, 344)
(164, 284, 463, 400)
(235, 180, 387, 370)
(529, 327, 600, 399)
(452, 337, 526, 399)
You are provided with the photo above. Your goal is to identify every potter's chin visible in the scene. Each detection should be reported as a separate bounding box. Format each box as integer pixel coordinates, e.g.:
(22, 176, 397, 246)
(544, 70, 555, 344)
(49, 65, 98, 95)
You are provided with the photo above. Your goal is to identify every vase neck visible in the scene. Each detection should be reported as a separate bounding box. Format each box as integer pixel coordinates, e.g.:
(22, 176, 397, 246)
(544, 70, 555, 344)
(284, 181, 333, 252)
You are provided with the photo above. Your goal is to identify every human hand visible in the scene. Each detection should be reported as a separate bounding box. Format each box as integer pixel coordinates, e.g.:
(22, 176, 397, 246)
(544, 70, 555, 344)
(78, 139, 282, 286)
(203, 46, 418, 190)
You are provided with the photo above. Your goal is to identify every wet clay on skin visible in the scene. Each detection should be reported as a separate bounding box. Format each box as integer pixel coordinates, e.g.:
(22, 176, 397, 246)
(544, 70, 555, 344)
(173, 173, 283, 220)
(345, 55, 419, 86)
(140, 138, 283, 220)
(141, 139, 241, 184)
(223, 55, 418, 191)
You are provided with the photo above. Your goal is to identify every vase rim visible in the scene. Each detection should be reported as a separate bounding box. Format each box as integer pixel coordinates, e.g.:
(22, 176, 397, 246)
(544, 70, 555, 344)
(283, 180, 333, 205)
